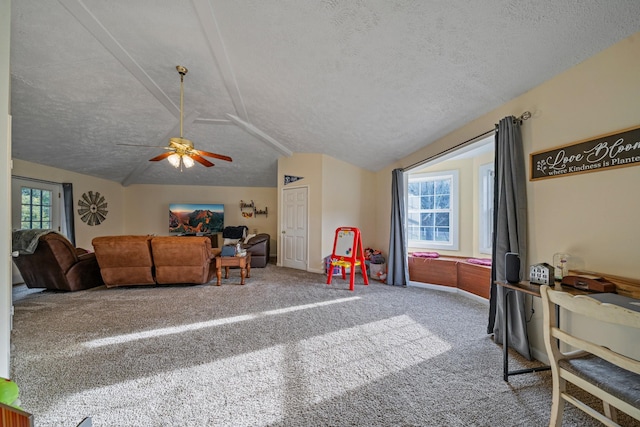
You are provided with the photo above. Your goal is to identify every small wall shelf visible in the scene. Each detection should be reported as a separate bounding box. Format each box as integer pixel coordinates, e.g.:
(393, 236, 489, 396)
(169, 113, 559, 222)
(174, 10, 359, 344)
(255, 207, 268, 218)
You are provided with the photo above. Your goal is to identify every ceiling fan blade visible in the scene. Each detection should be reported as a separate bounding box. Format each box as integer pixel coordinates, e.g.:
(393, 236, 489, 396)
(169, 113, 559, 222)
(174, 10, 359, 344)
(149, 152, 173, 162)
(196, 150, 232, 162)
(191, 154, 214, 167)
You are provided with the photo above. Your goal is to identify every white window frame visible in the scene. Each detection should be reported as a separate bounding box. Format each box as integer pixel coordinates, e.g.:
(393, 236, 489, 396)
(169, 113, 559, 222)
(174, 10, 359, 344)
(11, 178, 62, 233)
(407, 170, 459, 251)
(478, 162, 494, 254)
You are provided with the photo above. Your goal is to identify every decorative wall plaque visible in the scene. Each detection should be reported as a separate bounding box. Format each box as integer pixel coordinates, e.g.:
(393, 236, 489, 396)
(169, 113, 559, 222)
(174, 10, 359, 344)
(78, 191, 108, 226)
(530, 125, 640, 180)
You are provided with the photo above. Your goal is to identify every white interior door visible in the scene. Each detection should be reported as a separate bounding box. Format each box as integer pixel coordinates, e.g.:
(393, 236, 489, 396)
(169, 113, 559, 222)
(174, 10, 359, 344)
(282, 187, 308, 270)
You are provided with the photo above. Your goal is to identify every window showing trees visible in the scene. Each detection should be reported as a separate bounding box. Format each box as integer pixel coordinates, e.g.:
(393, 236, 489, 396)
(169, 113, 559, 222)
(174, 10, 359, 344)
(407, 170, 459, 250)
(20, 187, 53, 229)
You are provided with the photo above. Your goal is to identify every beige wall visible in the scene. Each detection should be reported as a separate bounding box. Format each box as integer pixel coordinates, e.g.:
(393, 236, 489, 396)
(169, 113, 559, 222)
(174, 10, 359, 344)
(11, 160, 278, 253)
(15, 152, 375, 275)
(123, 184, 277, 252)
(374, 32, 640, 360)
(12, 159, 125, 250)
(278, 153, 376, 273)
(322, 155, 376, 260)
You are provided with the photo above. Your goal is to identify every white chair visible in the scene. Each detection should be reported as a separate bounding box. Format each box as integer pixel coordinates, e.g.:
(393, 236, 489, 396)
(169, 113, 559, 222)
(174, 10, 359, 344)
(76, 417, 92, 427)
(540, 285, 640, 426)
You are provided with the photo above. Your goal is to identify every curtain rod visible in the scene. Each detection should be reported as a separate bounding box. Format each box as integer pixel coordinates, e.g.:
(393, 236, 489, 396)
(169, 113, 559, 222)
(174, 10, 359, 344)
(403, 111, 531, 171)
(12, 175, 63, 185)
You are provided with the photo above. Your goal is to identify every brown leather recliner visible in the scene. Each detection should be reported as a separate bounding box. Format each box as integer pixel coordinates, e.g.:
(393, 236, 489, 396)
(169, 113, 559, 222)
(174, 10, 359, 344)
(92, 235, 156, 287)
(12, 232, 104, 291)
(151, 236, 217, 284)
(242, 233, 270, 268)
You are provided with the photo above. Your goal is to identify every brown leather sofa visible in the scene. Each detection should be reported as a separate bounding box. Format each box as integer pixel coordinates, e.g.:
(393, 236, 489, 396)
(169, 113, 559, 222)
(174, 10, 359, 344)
(151, 236, 217, 284)
(12, 231, 104, 291)
(92, 235, 156, 287)
(242, 233, 270, 268)
(92, 235, 220, 287)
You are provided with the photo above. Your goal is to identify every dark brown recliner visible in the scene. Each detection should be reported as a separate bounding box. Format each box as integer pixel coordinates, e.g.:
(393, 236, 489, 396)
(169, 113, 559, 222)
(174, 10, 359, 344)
(12, 232, 104, 291)
(242, 233, 270, 268)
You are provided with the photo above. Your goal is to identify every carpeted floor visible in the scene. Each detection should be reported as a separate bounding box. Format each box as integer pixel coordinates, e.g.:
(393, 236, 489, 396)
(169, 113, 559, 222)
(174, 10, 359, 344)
(10, 265, 636, 426)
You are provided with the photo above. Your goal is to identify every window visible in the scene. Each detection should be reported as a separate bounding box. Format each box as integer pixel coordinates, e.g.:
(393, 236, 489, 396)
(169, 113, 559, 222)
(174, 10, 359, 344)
(407, 170, 459, 250)
(478, 163, 494, 254)
(11, 178, 61, 232)
(20, 187, 53, 229)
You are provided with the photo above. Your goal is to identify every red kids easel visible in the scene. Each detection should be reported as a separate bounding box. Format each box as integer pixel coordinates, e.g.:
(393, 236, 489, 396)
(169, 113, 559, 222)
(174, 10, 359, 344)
(326, 227, 369, 291)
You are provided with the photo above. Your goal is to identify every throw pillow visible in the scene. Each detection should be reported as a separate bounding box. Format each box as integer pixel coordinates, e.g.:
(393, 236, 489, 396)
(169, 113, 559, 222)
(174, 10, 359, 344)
(244, 234, 256, 244)
(223, 238, 240, 246)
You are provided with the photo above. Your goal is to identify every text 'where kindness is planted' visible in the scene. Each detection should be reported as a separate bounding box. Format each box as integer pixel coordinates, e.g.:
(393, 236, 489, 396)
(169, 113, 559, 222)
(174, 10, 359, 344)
(530, 125, 640, 180)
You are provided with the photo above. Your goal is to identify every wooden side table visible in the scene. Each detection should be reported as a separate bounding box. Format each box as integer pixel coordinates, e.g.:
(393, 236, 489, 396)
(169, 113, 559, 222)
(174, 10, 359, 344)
(215, 253, 251, 286)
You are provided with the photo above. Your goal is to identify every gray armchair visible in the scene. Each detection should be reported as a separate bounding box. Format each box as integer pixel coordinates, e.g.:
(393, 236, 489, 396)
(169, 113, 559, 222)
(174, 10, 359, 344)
(242, 233, 270, 268)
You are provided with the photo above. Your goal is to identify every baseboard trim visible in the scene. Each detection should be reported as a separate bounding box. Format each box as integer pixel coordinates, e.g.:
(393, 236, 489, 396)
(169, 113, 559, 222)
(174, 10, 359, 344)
(408, 280, 489, 304)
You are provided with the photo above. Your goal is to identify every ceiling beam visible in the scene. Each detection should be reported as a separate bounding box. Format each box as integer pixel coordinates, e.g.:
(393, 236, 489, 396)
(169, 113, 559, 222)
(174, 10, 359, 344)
(121, 111, 201, 187)
(193, 118, 233, 125)
(227, 114, 292, 157)
(58, 0, 179, 117)
(192, 0, 249, 122)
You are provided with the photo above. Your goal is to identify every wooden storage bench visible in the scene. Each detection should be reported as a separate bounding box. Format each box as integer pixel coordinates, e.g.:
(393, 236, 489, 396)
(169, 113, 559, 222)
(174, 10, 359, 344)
(457, 261, 491, 299)
(408, 256, 458, 288)
(408, 255, 492, 299)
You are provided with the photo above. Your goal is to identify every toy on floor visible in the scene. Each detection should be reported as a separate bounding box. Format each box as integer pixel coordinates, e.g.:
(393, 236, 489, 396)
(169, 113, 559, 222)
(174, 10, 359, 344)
(0, 377, 21, 408)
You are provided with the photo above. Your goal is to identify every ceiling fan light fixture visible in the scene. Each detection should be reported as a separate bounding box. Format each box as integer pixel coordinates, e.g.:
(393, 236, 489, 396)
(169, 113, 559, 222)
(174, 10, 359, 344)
(147, 65, 231, 169)
(167, 153, 181, 168)
(182, 155, 195, 168)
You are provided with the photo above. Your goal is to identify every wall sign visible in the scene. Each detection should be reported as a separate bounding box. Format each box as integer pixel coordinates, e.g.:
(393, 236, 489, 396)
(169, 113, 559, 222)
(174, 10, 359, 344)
(530, 125, 640, 180)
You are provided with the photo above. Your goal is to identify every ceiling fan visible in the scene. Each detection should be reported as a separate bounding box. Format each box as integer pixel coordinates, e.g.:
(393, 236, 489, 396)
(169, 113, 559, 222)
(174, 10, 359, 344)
(149, 65, 232, 169)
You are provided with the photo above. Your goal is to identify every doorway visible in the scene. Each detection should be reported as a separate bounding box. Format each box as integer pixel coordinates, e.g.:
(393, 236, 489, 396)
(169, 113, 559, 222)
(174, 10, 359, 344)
(11, 177, 63, 284)
(281, 186, 308, 270)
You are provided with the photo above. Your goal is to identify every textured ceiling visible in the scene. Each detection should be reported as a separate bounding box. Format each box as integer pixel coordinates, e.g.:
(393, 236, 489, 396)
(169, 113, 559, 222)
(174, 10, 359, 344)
(10, 1, 640, 187)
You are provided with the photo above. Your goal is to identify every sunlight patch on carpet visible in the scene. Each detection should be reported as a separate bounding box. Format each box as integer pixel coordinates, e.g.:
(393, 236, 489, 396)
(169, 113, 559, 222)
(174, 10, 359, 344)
(61, 314, 450, 426)
(295, 314, 452, 404)
(82, 296, 362, 348)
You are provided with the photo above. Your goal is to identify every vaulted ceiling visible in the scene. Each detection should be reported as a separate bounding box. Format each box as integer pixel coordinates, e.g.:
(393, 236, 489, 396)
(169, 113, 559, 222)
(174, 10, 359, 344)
(10, 1, 640, 187)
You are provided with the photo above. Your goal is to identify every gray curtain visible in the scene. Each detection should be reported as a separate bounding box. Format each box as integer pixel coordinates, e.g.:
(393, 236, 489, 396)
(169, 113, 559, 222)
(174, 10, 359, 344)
(386, 168, 409, 287)
(62, 183, 76, 246)
(487, 116, 531, 360)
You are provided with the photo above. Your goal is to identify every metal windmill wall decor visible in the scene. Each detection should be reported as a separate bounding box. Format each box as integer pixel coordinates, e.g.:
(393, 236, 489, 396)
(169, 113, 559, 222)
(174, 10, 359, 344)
(78, 191, 108, 226)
